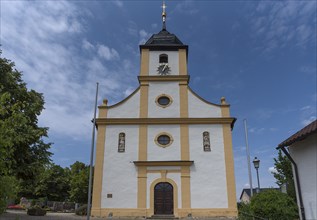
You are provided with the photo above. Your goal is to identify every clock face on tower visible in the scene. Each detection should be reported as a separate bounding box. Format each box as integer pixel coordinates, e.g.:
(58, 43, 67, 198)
(157, 63, 170, 75)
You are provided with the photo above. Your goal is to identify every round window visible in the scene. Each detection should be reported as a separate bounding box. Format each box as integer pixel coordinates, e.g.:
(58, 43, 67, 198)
(155, 133, 173, 148)
(156, 94, 173, 108)
(158, 96, 170, 106)
(157, 135, 171, 145)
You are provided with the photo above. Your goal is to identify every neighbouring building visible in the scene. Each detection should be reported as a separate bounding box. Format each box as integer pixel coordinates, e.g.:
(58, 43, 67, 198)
(277, 119, 317, 220)
(91, 4, 237, 218)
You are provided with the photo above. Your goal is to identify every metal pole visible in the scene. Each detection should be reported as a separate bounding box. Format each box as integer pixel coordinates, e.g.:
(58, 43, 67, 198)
(256, 168, 260, 193)
(244, 119, 253, 197)
(87, 82, 99, 220)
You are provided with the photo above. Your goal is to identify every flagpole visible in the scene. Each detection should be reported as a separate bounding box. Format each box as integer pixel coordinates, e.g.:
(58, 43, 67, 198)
(244, 119, 253, 197)
(87, 82, 99, 220)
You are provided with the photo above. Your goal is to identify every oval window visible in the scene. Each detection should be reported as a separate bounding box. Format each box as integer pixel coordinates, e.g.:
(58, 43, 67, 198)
(157, 135, 171, 146)
(155, 133, 173, 148)
(157, 96, 170, 106)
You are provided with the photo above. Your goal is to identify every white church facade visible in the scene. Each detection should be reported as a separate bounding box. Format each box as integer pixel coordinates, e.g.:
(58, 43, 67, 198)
(92, 5, 237, 218)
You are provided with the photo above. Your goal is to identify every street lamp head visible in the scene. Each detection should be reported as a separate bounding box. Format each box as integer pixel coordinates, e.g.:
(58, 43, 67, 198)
(253, 157, 260, 169)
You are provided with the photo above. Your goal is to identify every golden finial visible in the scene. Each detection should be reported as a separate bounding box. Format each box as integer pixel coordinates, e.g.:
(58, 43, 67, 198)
(161, 1, 167, 30)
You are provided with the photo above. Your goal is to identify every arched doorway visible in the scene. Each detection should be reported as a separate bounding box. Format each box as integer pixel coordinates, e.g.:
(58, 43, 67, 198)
(154, 182, 174, 215)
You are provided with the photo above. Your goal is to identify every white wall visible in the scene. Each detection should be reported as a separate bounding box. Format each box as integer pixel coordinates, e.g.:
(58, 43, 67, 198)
(290, 135, 317, 220)
(147, 125, 181, 161)
(149, 51, 179, 76)
(101, 125, 139, 208)
(189, 124, 228, 208)
(107, 90, 140, 118)
(188, 89, 222, 118)
(148, 82, 180, 118)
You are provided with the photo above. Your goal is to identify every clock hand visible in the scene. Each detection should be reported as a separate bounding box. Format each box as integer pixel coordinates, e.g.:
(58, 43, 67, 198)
(162, 64, 167, 72)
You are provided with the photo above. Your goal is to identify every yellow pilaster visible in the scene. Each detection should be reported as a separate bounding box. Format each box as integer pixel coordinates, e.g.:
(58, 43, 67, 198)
(221, 98, 237, 213)
(137, 83, 149, 210)
(140, 49, 149, 76)
(91, 102, 108, 216)
(179, 49, 187, 75)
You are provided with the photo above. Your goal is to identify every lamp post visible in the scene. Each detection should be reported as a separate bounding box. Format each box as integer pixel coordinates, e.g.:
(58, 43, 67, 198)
(253, 157, 260, 193)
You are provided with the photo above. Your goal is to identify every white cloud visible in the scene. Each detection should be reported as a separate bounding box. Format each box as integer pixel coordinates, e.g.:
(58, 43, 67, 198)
(97, 45, 120, 61)
(82, 39, 95, 50)
(250, 1, 316, 53)
(139, 29, 152, 44)
(268, 166, 277, 174)
(243, 183, 250, 188)
(1, 1, 136, 140)
(175, 0, 199, 15)
(112, 0, 123, 8)
(301, 116, 316, 126)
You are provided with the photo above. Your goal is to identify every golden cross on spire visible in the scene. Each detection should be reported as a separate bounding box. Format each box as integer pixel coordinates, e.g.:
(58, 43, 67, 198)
(161, 1, 167, 30)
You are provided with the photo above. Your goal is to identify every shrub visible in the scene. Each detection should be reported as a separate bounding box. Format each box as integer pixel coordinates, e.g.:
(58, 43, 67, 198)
(75, 204, 87, 216)
(27, 205, 47, 216)
(250, 189, 298, 220)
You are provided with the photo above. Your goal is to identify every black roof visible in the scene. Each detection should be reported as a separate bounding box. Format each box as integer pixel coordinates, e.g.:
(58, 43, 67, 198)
(140, 28, 188, 51)
(144, 29, 184, 46)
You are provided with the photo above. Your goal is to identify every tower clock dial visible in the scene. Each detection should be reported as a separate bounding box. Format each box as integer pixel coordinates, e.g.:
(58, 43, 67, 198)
(157, 63, 170, 75)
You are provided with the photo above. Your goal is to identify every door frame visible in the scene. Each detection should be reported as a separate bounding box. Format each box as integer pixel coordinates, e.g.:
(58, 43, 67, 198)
(150, 178, 178, 216)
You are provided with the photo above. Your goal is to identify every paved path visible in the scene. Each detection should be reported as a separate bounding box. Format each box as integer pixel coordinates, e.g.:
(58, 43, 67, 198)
(0, 210, 105, 220)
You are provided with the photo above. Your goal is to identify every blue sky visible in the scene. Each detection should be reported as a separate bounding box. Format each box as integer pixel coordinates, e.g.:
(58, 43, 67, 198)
(1, 1, 316, 199)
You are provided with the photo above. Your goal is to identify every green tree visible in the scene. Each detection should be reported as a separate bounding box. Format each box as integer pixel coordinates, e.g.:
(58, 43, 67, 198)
(250, 189, 298, 220)
(69, 161, 90, 204)
(35, 164, 70, 201)
(0, 54, 52, 199)
(273, 150, 296, 201)
(0, 176, 19, 214)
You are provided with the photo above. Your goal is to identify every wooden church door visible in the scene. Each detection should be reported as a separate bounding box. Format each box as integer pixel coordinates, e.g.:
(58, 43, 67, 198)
(154, 182, 174, 215)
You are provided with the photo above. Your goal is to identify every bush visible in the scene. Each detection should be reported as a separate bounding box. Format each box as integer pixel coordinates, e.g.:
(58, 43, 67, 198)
(27, 205, 47, 216)
(75, 204, 88, 216)
(237, 202, 253, 220)
(250, 189, 298, 220)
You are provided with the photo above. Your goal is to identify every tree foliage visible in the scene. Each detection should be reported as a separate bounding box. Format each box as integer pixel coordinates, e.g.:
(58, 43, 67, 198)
(35, 164, 70, 201)
(0, 54, 52, 203)
(273, 150, 296, 201)
(250, 189, 298, 220)
(69, 161, 90, 204)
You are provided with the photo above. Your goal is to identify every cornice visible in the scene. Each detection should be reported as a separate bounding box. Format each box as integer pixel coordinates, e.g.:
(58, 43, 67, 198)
(138, 75, 189, 83)
(133, 160, 194, 167)
(96, 117, 236, 125)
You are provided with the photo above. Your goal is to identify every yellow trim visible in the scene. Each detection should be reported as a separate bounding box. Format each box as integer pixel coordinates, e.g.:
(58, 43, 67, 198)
(96, 117, 235, 125)
(179, 49, 188, 75)
(188, 87, 223, 107)
(134, 161, 193, 166)
(221, 107, 238, 212)
(155, 94, 173, 108)
(181, 166, 191, 210)
(137, 82, 149, 211)
(138, 75, 189, 83)
(149, 178, 179, 217)
(137, 167, 147, 209)
(91, 125, 106, 215)
(147, 169, 181, 174)
(91, 208, 237, 218)
(102, 87, 140, 109)
(154, 132, 174, 148)
(140, 49, 149, 76)
(179, 208, 238, 217)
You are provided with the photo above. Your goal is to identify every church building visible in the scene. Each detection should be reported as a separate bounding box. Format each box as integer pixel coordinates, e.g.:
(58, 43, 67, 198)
(92, 3, 237, 218)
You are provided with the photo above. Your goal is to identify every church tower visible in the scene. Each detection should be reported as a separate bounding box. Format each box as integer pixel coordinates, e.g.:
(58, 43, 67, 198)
(92, 3, 237, 218)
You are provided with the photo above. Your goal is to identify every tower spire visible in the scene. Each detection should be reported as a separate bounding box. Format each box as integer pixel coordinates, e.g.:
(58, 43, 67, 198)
(162, 1, 167, 30)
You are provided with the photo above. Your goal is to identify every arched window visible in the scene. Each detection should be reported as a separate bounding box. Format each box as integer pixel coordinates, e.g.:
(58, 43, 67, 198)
(159, 54, 168, 63)
(203, 131, 211, 151)
(118, 132, 125, 152)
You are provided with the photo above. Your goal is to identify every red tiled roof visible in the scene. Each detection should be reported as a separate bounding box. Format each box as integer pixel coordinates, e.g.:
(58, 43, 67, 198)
(278, 120, 317, 148)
